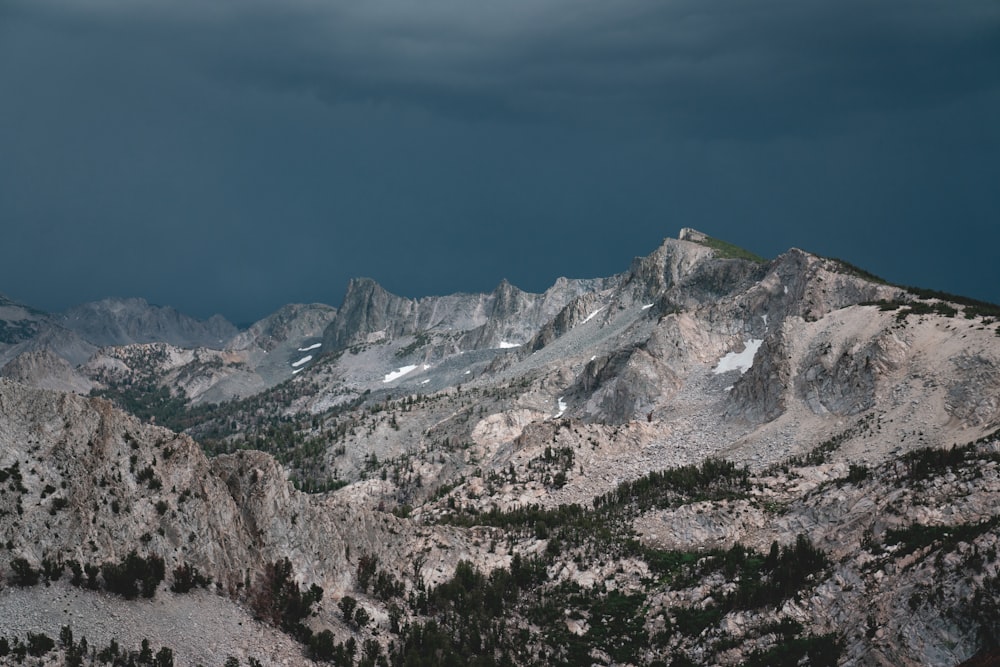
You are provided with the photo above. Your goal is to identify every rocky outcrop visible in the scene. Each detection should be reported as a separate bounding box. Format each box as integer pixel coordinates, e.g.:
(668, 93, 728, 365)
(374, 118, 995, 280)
(570, 344, 682, 423)
(227, 303, 337, 354)
(796, 336, 882, 416)
(0, 348, 94, 395)
(322, 276, 608, 353)
(618, 235, 716, 302)
(946, 354, 1000, 429)
(0, 294, 88, 368)
(727, 332, 791, 423)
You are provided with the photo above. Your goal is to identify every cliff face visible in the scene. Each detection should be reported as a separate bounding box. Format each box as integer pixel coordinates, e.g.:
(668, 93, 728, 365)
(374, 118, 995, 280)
(320, 275, 611, 354)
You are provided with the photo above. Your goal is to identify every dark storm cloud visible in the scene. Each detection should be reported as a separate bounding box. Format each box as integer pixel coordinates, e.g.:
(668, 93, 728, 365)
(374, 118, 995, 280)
(9, 0, 998, 129)
(1, 0, 998, 321)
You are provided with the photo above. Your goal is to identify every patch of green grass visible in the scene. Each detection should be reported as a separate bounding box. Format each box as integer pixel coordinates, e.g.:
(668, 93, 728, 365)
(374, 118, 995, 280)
(695, 235, 767, 263)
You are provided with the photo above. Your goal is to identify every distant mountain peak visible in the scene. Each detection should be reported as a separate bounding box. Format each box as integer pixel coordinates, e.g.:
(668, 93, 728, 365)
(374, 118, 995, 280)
(60, 298, 237, 349)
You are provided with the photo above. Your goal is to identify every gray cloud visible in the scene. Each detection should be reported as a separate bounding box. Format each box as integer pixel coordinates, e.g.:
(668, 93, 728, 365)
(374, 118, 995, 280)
(9, 0, 998, 130)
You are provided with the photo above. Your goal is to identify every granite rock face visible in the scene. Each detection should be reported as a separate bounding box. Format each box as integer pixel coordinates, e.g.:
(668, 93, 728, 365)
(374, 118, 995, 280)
(321, 275, 611, 354)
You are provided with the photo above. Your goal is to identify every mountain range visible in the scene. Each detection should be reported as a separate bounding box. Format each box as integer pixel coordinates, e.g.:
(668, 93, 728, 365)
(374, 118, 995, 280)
(1, 229, 999, 666)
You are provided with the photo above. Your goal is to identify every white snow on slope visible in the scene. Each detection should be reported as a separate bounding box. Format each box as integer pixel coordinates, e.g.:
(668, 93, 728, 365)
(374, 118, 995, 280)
(581, 307, 605, 324)
(383, 365, 418, 383)
(712, 339, 764, 375)
(291, 355, 313, 367)
(642, 303, 654, 310)
(292, 367, 305, 375)
(498, 341, 520, 349)
(297, 343, 322, 352)
(554, 397, 567, 418)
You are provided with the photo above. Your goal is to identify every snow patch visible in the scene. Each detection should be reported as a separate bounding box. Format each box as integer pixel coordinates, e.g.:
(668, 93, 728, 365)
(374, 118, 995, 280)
(581, 307, 605, 324)
(498, 340, 520, 349)
(383, 365, 418, 383)
(291, 355, 313, 368)
(420, 379, 430, 385)
(554, 397, 567, 418)
(762, 314, 768, 329)
(297, 343, 322, 352)
(712, 339, 764, 375)
(292, 367, 305, 375)
(641, 303, 654, 310)
(590, 355, 597, 361)
(464, 370, 471, 375)
(783, 285, 788, 295)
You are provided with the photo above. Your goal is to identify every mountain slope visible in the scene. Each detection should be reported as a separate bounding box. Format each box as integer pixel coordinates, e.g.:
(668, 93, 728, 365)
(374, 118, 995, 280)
(0, 378, 490, 663)
(2, 230, 1000, 666)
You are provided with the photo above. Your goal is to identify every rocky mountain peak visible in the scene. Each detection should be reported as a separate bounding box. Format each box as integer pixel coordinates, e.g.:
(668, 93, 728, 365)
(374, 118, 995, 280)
(622, 233, 719, 301)
(677, 226, 709, 243)
(321, 278, 415, 351)
(60, 297, 238, 349)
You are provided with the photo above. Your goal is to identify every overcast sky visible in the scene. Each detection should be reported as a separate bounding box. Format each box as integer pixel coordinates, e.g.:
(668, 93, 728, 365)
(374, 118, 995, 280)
(2, 0, 998, 323)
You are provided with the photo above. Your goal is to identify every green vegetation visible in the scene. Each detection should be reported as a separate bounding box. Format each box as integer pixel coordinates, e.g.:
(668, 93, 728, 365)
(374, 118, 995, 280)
(900, 442, 1000, 482)
(378, 533, 831, 667)
(742, 632, 843, 667)
(829, 258, 890, 285)
(881, 518, 1000, 559)
(445, 459, 750, 535)
(92, 384, 192, 430)
(779, 419, 873, 469)
(9, 557, 39, 586)
(395, 332, 432, 358)
(693, 235, 768, 263)
(250, 558, 324, 641)
(101, 551, 165, 599)
(846, 463, 869, 484)
(866, 298, 959, 320)
(425, 453, 832, 667)
(904, 287, 1000, 319)
(170, 562, 211, 593)
(0, 630, 175, 666)
(968, 574, 1000, 647)
(595, 458, 751, 510)
(837, 258, 1000, 319)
